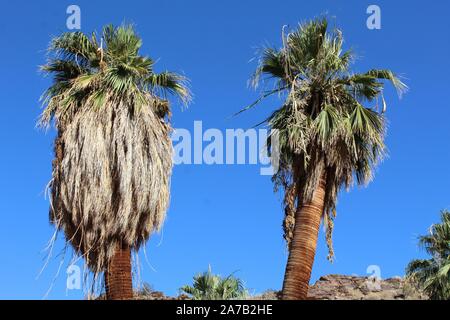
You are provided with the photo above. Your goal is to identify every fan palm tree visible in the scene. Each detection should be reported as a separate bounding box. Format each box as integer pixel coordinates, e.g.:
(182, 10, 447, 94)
(407, 211, 450, 300)
(242, 18, 407, 299)
(39, 25, 190, 299)
(180, 267, 247, 300)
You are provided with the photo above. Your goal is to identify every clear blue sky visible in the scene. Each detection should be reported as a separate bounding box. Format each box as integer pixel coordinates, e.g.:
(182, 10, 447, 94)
(0, 0, 449, 299)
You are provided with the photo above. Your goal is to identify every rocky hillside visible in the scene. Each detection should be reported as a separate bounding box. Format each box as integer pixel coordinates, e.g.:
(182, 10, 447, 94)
(129, 274, 427, 300)
(253, 275, 427, 300)
(306, 275, 427, 300)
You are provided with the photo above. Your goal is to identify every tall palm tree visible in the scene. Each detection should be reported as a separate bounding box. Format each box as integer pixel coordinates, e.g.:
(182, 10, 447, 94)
(243, 18, 406, 299)
(407, 211, 450, 300)
(39, 25, 190, 299)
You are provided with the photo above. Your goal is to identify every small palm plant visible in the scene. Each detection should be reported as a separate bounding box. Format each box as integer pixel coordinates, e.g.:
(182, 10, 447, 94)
(39, 25, 190, 299)
(407, 211, 450, 300)
(180, 267, 247, 300)
(242, 17, 406, 299)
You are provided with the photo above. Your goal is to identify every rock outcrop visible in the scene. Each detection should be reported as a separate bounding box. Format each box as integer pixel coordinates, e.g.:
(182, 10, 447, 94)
(306, 274, 427, 300)
(126, 274, 427, 300)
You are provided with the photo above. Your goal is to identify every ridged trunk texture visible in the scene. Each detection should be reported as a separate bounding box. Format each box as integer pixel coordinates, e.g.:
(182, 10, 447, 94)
(105, 243, 133, 300)
(281, 173, 327, 300)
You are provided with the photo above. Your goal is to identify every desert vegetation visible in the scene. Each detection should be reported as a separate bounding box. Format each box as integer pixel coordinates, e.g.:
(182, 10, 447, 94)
(37, 17, 450, 301)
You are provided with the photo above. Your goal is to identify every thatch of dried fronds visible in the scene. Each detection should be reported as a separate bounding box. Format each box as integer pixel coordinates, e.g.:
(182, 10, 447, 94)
(49, 97, 172, 273)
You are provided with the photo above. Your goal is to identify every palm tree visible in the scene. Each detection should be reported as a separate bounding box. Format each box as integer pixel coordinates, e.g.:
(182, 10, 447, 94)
(406, 211, 450, 300)
(242, 18, 406, 299)
(39, 25, 190, 299)
(180, 267, 247, 300)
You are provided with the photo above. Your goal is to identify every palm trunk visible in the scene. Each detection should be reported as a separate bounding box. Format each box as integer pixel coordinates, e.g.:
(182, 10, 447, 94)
(105, 243, 133, 300)
(281, 173, 326, 300)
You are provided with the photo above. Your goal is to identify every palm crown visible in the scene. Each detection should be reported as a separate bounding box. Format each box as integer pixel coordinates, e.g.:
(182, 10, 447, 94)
(407, 211, 450, 300)
(40, 25, 190, 276)
(248, 18, 407, 258)
(41, 24, 190, 126)
(180, 267, 247, 300)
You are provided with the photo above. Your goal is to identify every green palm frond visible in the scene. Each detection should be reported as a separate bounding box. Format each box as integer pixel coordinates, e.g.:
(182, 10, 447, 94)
(313, 104, 339, 145)
(49, 31, 98, 64)
(146, 71, 191, 105)
(366, 69, 408, 96)
(252, 47, 288, 88)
